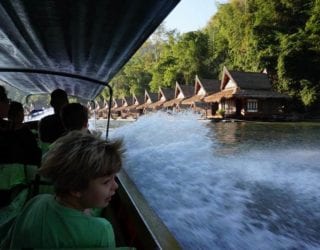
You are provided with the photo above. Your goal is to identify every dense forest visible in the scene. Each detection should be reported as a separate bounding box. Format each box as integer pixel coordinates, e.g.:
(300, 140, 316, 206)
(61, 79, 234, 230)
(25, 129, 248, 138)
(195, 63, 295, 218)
(101, 0, 319, 112)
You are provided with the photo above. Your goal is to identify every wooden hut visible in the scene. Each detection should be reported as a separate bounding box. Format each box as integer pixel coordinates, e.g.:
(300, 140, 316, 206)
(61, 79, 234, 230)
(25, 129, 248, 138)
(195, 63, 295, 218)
(148, 88, 175, 110)
(97, 99, 109, 118)
(88, 100, 101, 118)
(111, 98, 124, 119)
(135, 90, 158, 113)
(181, 75, 220, 117)
(115, 96, 134, 119)
(125, 94, 144, 119)
(204, 66, 290, 119)
(162, 82, 194, 111)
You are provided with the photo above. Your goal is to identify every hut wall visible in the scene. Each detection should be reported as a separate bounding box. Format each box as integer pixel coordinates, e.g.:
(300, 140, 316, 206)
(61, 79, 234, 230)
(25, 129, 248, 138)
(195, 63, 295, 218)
(220, 99, 236, 115)
(261, 99, 285, 115)
(240, 98, 286, 119)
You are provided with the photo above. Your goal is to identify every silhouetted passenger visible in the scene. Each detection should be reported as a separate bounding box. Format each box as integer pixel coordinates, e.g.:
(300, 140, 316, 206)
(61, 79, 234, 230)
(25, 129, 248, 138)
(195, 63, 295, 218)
(61, 103, 89, 131)
(0, 85, 10, 130)
(39, 89, 69, 143)
(3, 131, 124, 249)
(7, 101, 24, 130)
(2, 101, 42, 166)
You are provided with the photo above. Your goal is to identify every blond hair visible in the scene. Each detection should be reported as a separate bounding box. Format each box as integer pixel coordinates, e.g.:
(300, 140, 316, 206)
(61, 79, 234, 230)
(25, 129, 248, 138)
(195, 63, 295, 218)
(39, 131, 124, 195)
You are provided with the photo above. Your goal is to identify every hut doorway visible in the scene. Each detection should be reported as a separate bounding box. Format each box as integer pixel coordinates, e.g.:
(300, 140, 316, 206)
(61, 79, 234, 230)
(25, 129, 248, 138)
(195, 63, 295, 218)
(236, 99, 242, 117)
(211, 102, 218, 116)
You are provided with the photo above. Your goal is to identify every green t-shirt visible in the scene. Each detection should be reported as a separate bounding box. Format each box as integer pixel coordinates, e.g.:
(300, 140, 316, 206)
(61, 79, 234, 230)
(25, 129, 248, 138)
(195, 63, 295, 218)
(8, 194, 115, 249)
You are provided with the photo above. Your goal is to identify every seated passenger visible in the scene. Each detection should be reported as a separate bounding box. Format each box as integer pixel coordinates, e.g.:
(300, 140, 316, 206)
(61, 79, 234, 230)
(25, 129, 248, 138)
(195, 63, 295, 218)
(0, 85, 10, 130)
(61, 103, 89, 132)
(39, 89, 69, 143)
(3, 101, 42, 166)
(7, 101, 25, 130)
(4, 131, 123, 249)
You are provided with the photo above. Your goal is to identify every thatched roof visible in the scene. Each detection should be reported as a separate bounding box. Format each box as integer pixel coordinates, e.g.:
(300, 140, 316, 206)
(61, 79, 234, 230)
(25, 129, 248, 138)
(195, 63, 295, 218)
(146, 87, 175, 109)
(146, 92, 158, 102)
(204, 89, 235, 103)
(204, 88, 289, 103)
(112, 96, 133, 111)
(178, 84, 194, 98)
(160, 88, 175, 100)
(163, 98, 183, 107)
(234, 89, 290, 99)
(222, 67, 272, 90)
(134, 91, 157, 109)
(123, 95, 144, 111)
(231, 71, 271, 89)
(122, 96, 133, 106)
(135, 103, 148, 109)
(148, 99, 166, 109)
(181, 76, 220, 105)
(181, 94, 203, 105)
(196, 76, 220, 94)
(162, 83, 193, 108)
(113, 105, 129, 112)
(133, 95, 144, 105)
(111, 99, 122, 110)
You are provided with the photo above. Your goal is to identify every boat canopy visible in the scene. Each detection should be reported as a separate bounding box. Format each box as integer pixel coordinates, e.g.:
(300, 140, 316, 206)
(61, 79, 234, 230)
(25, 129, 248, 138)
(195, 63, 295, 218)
(0, 0, 179, 100)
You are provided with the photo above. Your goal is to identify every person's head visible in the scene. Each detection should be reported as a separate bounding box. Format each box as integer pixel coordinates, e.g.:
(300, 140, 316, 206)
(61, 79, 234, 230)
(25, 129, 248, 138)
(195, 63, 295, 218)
(8, 101, 24, 126)
(50, 89, 68, 113)
(39, 131, 124, 209)
(0, 85, 9, 119)
(61, 103, 88, 131)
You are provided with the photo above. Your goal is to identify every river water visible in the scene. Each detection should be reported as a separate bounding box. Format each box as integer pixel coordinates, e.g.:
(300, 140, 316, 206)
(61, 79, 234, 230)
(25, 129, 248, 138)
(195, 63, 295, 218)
(93, 111, 320, 250)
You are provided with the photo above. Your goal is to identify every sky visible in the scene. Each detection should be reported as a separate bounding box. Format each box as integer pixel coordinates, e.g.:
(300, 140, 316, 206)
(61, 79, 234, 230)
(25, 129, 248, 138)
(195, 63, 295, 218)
(163, 0, 229, 33)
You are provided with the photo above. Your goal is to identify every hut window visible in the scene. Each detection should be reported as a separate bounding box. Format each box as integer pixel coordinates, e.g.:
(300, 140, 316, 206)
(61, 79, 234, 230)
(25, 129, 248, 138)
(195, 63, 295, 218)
(247, 99, 258, 112)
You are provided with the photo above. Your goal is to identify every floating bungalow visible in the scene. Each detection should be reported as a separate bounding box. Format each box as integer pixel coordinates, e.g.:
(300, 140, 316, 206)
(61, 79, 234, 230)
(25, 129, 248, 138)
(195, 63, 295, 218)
(135, 90, 158, 113)
(88, 100, 103, 118)
(97, 100, 109, 118)
(116, 96, 134, 118)
(148, 88, 175, 111)
(181, 75, 220, 118)
(204, 67, 290, 119)
(111, 98, 123, 119)
(125, 94, 144, 119)
(162, 82, 194, 111)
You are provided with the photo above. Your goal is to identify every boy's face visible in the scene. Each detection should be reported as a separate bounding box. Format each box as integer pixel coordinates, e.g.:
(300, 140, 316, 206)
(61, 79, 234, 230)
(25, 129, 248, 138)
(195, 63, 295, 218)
(78, 174, 119, 208)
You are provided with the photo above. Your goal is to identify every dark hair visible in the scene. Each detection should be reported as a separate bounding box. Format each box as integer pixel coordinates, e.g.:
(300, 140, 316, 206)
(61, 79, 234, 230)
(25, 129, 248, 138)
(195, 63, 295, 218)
(8, 101, 24, 120)
(61, 103, 88, 130)
(50, 89, 68, 110)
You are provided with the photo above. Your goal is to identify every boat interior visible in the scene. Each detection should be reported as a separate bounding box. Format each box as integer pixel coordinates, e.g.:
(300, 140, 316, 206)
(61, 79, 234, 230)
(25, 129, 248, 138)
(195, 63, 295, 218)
(0, 0, 181, 249)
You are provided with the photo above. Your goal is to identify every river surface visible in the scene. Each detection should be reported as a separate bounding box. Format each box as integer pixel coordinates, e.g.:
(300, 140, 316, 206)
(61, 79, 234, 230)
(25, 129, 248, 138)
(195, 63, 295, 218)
(92, 112, 320, 250)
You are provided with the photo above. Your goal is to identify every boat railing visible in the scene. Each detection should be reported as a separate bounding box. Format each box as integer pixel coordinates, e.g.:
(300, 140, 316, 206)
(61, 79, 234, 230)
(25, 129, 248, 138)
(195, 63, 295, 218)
(104, 169, 181, 250)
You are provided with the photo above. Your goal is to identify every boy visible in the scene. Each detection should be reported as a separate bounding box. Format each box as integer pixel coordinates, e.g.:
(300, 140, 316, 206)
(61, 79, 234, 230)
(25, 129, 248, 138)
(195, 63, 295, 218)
(4, 131, 123, 248)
